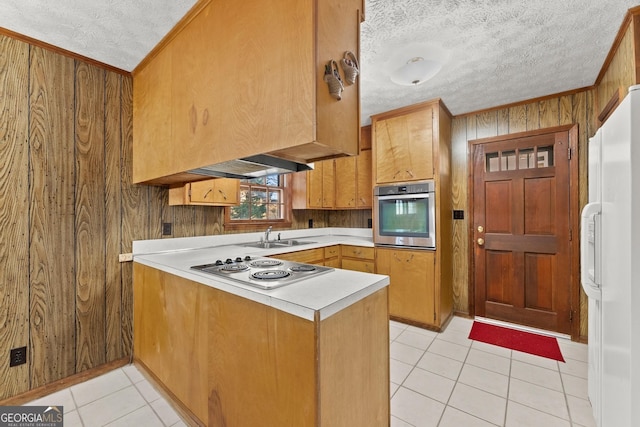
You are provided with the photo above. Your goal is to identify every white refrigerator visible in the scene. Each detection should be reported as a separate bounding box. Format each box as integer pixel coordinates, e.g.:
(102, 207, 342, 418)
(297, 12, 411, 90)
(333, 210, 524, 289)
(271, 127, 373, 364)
(580, 84, 640, 427)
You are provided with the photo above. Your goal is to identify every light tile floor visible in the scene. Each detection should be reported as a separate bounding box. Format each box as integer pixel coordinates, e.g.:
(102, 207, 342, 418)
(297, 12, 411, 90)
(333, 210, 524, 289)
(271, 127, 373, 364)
(24, 317, 595, 427)
(25, 364, 187, 427)
(390, 317, 595, 427)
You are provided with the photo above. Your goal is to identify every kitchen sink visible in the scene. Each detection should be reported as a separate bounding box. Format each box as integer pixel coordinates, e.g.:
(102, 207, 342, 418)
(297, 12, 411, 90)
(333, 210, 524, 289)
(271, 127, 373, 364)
(242, 239, 316, 249)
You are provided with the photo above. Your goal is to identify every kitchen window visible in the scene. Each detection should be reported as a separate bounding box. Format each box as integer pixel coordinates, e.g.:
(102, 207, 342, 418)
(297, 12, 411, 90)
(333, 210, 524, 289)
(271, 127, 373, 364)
(224, 174, 292, 230)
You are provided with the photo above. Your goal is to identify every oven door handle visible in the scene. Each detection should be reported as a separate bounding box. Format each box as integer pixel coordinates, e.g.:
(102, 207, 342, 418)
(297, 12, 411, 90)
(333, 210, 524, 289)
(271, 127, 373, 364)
(376, 193, 431, 201)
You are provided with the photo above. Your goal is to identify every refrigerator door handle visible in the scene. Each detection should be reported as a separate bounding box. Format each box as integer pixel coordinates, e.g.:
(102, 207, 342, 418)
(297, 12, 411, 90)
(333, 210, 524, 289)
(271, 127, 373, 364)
(581, 202, 602, 300)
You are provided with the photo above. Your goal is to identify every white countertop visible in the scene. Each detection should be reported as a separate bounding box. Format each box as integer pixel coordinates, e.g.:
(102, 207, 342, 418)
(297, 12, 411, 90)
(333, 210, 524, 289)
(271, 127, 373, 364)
(133, 228, 389, 321)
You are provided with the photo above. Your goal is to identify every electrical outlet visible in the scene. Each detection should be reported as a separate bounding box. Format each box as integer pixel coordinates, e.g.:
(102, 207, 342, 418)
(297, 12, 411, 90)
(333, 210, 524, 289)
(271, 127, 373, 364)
(162, 222, 173, 236)
(453, 210, 465, 220)
(10, 346, 27, 367)
(118, 253, 133, 262)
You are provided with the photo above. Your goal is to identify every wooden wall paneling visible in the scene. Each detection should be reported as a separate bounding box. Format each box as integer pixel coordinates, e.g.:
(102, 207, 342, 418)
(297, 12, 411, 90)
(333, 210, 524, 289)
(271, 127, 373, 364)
(173, 206, 197, 238)
(475, 111, 497, 139)
(28, 46, 77, 388)
(559, 94, 573, 126)
(193, 206, 207, 236)
(328, 210, 370, 228)
(0, 35, 30, 399)
(292, 209, 329, 229)
(450, 117, 469, 314)
(539, 98, 560, 128)
(74, 61, 106, 371)
(148, 186, 169, 239)
(105, 72, 124, 361)
(497, 108, 509, 136)
(508, 104, 527, 133)
(119, 74, 137, 356)
(204, 207, 225, 235)
(597, 23, 634, 114)
(575, 90, 591, 339)
(526, 103, 540, 130)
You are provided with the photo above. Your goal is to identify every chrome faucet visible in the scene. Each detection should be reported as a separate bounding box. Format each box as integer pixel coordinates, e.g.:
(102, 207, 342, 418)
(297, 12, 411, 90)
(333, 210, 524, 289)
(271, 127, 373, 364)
(264, 226, 273, 242)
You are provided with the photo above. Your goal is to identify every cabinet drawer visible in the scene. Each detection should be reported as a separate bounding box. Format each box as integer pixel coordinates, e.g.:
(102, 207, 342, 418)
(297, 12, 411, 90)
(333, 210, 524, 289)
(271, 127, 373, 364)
(341, 259, 374, 274)
(341, 245, 374, 260)
(273, 248, 324, 264)
(324, 258, 342, 268)
(324, 245, 340, 259)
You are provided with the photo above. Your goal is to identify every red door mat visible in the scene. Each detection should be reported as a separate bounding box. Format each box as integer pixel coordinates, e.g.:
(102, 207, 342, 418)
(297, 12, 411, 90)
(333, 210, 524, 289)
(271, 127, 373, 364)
(468, 321, 565, 362)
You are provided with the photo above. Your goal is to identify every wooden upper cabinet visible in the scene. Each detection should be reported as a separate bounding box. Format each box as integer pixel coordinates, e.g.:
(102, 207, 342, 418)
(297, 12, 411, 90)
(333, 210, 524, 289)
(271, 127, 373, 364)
(334, 156, 356, 208)
(373, 107, 433, 183)
(322, 160, 336, 208)
(168, 178, 239, 206)
(372, 100, 452, 185)
(133, 0, 362, 186)
(307, 161, 325, 209)
(356, 150, 372, 208)
(293, 137, 372, 210)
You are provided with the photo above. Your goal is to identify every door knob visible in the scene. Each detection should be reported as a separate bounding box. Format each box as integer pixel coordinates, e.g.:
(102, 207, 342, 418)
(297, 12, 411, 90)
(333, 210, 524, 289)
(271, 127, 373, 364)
(477, 238, 485, 246)
(477, 225, 484, 233)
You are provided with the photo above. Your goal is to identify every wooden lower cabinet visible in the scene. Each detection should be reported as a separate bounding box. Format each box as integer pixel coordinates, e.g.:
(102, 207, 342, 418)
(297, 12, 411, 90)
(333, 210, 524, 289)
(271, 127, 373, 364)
(341, 245, 375, 273)
(323, 245, 341, 267)
(376, 248, 437, 327)
(134, 263, 389, 427)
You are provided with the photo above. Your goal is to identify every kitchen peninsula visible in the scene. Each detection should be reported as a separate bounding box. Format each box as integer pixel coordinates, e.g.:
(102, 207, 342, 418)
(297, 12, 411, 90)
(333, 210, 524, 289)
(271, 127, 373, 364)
(133, 228, 389, 427)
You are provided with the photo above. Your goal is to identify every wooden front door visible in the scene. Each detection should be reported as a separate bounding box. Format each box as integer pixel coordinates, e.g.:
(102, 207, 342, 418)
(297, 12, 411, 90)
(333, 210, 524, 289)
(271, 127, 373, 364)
(471, 127, 575, 334)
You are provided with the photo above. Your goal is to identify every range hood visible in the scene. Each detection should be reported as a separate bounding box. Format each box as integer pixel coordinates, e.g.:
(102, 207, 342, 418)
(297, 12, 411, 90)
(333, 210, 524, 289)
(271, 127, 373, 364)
(187, 154, 313, 179)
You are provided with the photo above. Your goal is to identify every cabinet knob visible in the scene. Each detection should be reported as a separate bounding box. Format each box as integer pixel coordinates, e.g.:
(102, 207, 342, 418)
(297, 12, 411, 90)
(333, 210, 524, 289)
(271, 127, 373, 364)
(477, 238, 485, 246)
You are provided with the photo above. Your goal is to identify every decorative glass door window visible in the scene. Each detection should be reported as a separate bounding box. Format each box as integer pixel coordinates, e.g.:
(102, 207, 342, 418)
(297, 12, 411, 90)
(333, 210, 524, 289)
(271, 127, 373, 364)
(485, 145, 554, 172)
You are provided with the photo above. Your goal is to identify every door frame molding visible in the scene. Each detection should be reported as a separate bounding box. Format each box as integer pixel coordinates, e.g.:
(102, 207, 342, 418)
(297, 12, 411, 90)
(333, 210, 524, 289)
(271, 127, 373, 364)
(466, 124, 581, 340)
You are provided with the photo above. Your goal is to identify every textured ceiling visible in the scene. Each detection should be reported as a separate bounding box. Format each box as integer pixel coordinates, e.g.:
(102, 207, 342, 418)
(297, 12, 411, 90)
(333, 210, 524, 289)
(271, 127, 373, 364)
(0, 0, 196, 71)
(0, 0, 637, 121)
(361, 0, 638, 119)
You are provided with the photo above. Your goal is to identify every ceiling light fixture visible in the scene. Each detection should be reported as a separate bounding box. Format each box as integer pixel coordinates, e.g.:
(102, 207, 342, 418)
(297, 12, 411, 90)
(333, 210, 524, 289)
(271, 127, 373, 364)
(390, 56, 443, 86)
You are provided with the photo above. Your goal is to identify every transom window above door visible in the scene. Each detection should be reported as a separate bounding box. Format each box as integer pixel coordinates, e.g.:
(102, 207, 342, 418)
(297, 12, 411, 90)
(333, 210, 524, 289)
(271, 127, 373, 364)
(485, 145, 554, 172)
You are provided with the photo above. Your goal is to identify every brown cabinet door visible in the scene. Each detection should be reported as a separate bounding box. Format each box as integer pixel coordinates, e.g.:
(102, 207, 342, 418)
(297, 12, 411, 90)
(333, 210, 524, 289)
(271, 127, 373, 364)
(376, 248, 435, 325)
(322, 160, 336, 208)
(189, 179, 239, 205)
(335, 156, 357, 208)
(133, 46, 172, 184)
(356, 149, 372, 208)
(472, 129, 572, 334)
(374, 107, 433, 184)
(307, 162, 324, 208)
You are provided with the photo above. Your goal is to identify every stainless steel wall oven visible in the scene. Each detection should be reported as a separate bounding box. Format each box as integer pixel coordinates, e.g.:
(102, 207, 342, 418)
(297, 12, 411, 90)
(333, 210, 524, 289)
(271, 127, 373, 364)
(373, 180, 436, 249)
